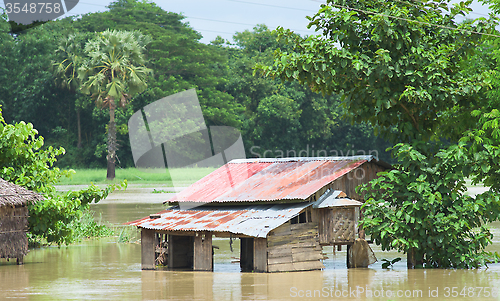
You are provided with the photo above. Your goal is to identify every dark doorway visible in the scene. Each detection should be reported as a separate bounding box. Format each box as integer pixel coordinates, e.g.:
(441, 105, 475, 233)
(240, 237, 254, 272)
(168, 235, 194, 269)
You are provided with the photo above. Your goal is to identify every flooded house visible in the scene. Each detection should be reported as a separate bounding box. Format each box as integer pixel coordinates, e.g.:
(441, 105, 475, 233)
(127, 155, 389, 272)
(0, 178, 43, 265)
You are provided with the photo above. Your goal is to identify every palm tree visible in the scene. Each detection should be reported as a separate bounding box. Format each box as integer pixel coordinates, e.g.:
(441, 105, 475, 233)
(78, 29, 152, 180)
(53, 33, 91, 149)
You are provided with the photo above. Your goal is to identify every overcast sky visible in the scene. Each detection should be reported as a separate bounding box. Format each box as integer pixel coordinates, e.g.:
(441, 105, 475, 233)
(3, 0, 495, 43)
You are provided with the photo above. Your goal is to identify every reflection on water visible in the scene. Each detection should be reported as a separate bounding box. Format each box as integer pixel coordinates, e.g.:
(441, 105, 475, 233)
(1, 202, 500, 300)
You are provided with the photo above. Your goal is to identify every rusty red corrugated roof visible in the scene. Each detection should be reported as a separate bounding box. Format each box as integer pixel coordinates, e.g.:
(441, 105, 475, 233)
(126, 203, 311, 238)
(169, 156, 377, 204)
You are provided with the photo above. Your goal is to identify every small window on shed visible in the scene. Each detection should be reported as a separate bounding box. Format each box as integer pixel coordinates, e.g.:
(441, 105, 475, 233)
(291, 211, 308, 224)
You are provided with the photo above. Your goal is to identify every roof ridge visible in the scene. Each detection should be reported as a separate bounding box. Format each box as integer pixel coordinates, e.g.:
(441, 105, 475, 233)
(228, 155, 376, 164)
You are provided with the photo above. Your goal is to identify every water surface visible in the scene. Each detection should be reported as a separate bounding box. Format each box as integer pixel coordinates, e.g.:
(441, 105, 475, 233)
(1, 189, 500, 300)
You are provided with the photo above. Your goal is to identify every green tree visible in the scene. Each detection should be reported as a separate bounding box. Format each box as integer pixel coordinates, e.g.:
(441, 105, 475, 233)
(359, 142, 500, 268)
(260, 0, 495, 144)
(228, 25, 391, 159)
(261, 0, 500, 267)
(53, 32, 94, 149)
(78, 29, 152, 179)
(0, 107, 125, 245)
(70, 0, 244, 167)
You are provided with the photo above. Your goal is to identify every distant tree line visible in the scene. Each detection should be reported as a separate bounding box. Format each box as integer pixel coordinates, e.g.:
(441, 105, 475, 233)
(0, 0, 392, 172)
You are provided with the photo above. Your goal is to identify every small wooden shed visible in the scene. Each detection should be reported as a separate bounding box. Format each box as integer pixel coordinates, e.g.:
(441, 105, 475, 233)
(128, 203, 327, 272)
(128, 156, 388, 272)
(0, 178, 43, 264)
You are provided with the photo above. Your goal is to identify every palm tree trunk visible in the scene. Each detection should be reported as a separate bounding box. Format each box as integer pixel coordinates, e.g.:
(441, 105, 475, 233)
(77, 108, 82, 149)
(107, 102, 117, 180)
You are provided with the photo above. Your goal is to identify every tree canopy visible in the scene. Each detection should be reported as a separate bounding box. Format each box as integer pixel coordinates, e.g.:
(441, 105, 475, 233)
(261, 0, 500, 268)
(0, 2, 394, 170)
(0, 107, 125, 245)
(260, 0, 497, 144)
(78, 29, 152, 179)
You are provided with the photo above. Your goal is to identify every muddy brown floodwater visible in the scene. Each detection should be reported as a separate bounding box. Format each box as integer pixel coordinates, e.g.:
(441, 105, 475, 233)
(1, 187, 500, 300)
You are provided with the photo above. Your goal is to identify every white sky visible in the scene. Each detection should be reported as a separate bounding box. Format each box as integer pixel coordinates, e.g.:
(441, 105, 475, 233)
(2, 0, 495, 43)
(68, 0, 327, 43)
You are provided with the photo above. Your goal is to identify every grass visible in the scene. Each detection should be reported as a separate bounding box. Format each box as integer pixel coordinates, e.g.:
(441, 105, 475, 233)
(57, 167, 216, 185)
(71, 209, 115, 240)
(116, 226, 141, 243)
(71, 209, 141, 244)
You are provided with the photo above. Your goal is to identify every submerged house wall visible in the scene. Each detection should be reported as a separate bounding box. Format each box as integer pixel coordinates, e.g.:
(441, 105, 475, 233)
(266, 221, 325, 272)
(0, 178, 43, 265)
(0, 205, 29, 263)
(328, 161, 385, 201)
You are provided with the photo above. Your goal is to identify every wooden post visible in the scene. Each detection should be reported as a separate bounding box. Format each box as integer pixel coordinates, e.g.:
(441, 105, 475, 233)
(141, 228, 156, 270)
(16, 256, 23, 265)
(356, 207, 366, 239)
(193, 232, 213, 271)
(346, 244, 352, 268)
(253, 238, 267, 272)
(407, 247, 416, 269)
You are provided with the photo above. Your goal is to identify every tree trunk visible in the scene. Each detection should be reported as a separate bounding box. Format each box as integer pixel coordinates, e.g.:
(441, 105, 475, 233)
(407, 247, 424, 269)
(77, 108, 82, 149)
(107, 102, 117, 180)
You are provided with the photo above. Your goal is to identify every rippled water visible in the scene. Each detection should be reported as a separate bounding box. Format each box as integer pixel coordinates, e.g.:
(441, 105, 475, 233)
(1, 189, 500, 300)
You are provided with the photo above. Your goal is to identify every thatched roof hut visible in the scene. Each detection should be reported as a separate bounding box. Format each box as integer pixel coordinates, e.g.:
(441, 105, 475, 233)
(0, 178, 43, 264)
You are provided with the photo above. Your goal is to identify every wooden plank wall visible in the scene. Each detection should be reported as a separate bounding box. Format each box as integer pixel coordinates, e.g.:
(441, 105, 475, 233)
(141, 228, 156, 270)
(266, 222, 325, 272)
(193, 232, 213, 271)
(308, 161, 385, 204)
(254, 238, 267, 272)
(329, 161, 385, 201)
(0, 205, 29, 263)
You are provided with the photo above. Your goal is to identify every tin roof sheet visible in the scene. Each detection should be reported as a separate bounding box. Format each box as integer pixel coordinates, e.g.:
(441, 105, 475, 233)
(169, 156, 376, 204)
(312, 189, 361, 208)
(126, 203, 311, 238)
(316, 197, 363, 208)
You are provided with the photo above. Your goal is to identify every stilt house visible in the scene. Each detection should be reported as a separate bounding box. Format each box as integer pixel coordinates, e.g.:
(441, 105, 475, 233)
(0, 178, 43, 264)
(127, 156, 389, 272)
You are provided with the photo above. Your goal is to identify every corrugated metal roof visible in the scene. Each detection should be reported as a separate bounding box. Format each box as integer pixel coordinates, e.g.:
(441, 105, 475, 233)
(126, 203, 311, 238)
(169, 156, 374, 204)
(312, 189, 361, 208)
(315, 197, 363, 208)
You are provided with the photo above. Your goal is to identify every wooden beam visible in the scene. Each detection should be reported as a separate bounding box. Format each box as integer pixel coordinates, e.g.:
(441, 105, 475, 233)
(253, 238, 267, 272)
(193, 232, 213, 271)
(141, 228, 156, 270)
(267, 261, 324, 272)
(153, 229, 252, 238)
